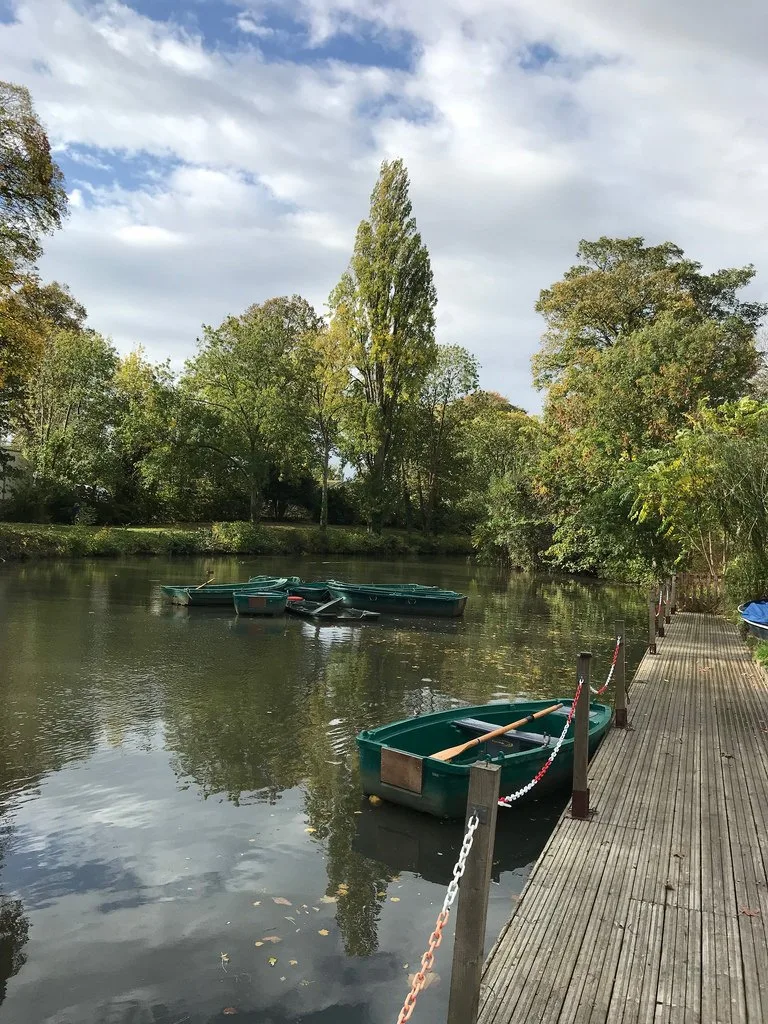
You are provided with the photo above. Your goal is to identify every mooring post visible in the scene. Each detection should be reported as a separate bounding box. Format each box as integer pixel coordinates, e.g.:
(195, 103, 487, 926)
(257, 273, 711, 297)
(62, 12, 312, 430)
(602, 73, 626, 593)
(571, 652, 592, 819)
(447, 762, 501, 1024)
(614, 619, 627, 728)
(670, 572, 677, 615)
(648, 588, 657, 654)
(664, 579, 672, 624)
(656, 584, 665, 638)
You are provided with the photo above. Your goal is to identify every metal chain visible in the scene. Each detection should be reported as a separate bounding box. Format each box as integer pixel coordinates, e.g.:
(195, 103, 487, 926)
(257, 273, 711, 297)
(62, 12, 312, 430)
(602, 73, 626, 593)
(395, 814, 480, 1023)
(591, 635, 622, 696)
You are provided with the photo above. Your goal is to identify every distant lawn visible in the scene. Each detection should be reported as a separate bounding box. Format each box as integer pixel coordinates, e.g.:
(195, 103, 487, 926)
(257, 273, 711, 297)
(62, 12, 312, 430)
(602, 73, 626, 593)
(0, 521, 473, 561)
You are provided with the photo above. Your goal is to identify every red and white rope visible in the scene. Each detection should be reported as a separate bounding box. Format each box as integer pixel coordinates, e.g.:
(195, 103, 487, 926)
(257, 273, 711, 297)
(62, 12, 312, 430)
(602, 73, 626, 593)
(591, 635, 622, 696)
(498, 678, 584, 807)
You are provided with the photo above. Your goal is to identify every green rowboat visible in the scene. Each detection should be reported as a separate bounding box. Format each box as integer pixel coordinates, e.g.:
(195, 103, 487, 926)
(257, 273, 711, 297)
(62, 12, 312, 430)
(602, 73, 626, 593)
(232, 590, 288, 616)
(286, 597, 379, 622)
(357, 698, 612, 818)
(161, 578, 295, 606)
(327, 582, 467, 617)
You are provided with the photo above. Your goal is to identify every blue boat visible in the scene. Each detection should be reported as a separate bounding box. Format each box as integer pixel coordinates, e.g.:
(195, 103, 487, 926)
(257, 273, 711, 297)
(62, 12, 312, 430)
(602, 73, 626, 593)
(738, 601, 768, 641)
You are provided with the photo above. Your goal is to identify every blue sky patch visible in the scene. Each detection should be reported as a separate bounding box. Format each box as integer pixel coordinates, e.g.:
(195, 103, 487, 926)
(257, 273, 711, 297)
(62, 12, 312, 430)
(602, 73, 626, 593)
(56, 145, 183, 197)
(119, 0, 417, 70)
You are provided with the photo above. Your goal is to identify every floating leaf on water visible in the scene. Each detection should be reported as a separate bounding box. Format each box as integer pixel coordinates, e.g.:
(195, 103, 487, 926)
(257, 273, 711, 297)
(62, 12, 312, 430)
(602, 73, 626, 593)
(262, 936, 282, 944)
(312, 907, 320, 912)
(318, 929, 329, 936)
(254, 941, 264, 947)
(223, 1009, 237, 1016)
(305, 827, 317, 834)
(300, 980, 311, 987)
(280, 975, 287, 981)
(289, 960, 298, 966)
(268, 956, 278, 966)
(273, 897, 292, 906)
(390, 897, 400, 903)
(376, 891, 387, 898)
(368, 795, 382, 806)
(220, 953, 230, 963)
(285, 916, 295, 923)
(320, 895, 336, 904)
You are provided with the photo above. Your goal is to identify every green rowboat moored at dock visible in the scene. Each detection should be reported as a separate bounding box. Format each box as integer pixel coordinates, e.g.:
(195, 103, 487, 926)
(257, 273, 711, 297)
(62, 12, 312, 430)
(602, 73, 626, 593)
(232, 590, 288, 616)
(161, 578, 297, 606)
(327, 582, 467, 617)
(357, 698, 612, 818)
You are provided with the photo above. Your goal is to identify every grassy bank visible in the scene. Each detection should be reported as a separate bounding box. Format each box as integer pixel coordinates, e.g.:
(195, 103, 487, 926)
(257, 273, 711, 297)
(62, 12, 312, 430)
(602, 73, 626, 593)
(0, 522, 474, 561)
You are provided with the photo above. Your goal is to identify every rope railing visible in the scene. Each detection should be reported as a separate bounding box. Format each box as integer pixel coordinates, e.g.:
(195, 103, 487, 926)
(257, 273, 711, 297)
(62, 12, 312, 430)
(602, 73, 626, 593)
(396, 815, 480, 1023)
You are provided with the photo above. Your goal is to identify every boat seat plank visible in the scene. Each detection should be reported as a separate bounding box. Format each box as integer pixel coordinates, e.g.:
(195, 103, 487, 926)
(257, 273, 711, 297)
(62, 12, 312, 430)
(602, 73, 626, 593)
(453, 718, 554, 748)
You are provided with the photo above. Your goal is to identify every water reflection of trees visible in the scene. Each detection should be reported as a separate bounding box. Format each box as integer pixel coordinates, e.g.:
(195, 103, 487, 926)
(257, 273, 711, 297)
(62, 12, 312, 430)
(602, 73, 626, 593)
(300, 653, 395, 958)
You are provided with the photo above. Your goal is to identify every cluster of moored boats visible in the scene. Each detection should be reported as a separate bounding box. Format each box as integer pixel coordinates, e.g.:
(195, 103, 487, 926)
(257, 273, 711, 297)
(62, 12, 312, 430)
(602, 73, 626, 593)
(160, 576, 468, 620)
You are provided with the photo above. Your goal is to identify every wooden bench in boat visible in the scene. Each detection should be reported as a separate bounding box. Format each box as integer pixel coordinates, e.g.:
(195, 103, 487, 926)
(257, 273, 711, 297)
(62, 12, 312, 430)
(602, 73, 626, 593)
(453, 717, 555, 752)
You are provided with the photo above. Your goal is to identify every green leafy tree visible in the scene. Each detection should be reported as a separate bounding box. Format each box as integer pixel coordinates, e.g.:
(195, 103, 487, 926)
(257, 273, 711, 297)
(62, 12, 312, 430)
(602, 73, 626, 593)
(532, 237, 766, 576)
(181, 296, 320, 521)
(12, 328, 118, 503)
(331, 159, 437, 531)
(463, 407, 550, 566)
(633, 399, 768, 585)
(111, 349, 177, 521)
(410, 344, 478, 533)
(303, 322, 348, 529)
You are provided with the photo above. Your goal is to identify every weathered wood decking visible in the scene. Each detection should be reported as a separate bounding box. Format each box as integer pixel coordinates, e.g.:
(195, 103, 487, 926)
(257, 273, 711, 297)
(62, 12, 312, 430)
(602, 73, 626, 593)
(478, 612, 768, 1024)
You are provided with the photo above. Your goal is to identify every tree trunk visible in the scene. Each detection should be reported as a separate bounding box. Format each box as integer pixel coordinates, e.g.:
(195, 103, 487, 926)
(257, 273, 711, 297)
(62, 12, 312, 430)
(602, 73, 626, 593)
(249, 484, 260, 523)
(320, 446, 330, 530)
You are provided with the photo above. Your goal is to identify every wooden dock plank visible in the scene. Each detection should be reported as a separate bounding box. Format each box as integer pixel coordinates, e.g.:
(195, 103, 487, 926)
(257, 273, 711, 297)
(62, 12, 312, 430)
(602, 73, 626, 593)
(477, 613, 768, 1024)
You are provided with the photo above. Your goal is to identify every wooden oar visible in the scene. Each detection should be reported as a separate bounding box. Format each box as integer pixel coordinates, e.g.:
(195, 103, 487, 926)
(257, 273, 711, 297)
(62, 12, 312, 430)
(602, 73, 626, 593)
(194, 577, 215, 590)
(429, 703, 564, 763)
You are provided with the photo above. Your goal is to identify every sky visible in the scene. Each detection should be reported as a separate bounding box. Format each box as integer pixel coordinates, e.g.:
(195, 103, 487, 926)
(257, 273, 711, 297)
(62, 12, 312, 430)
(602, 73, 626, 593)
(2, 0, 768, 410)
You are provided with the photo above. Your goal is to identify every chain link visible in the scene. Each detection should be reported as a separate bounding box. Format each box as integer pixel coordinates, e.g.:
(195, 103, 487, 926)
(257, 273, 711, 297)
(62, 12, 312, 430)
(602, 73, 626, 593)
(395, 814, 480, 1023)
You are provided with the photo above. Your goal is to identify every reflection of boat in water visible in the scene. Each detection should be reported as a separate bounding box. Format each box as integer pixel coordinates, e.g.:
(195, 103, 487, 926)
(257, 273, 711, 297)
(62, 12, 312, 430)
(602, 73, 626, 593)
(228, 616, 289, 638)
(352, 797, 565, 886)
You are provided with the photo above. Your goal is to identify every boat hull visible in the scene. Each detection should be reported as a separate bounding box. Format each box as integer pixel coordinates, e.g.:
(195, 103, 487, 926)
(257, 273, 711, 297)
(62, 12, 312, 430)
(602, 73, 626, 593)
(327, 584, 466, 617)
(738, 602, 768, 641)
(357, 699, 612, 818)
(162, 579, 293, 606)
(232, 590, 288, 616)
(286, 598, 379, 621)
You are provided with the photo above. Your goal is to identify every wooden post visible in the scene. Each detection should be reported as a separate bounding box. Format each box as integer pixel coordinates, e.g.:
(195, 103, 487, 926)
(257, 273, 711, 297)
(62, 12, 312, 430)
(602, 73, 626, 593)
(571, 652, 592, 819)
(447, 762, 500, 1024)
(670, 572, 677, 615)
(648, 588, 657, 654)
(656, 584, 665, 638)
(614, 619, 627, 729)
(664, 579, 672, 624)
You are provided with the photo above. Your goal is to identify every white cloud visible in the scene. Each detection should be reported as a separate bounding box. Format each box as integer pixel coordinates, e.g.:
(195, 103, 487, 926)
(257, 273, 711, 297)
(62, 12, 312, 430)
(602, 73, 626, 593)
(1, 0, 768, 408)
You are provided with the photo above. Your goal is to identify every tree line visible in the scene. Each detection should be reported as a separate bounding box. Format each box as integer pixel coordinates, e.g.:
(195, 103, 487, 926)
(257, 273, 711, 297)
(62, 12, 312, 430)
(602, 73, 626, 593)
(1, 80, 766, 591)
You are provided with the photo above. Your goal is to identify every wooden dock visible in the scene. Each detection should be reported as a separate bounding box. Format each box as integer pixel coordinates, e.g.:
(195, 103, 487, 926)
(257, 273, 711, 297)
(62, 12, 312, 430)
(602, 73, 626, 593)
(478, 612, 768, 1024)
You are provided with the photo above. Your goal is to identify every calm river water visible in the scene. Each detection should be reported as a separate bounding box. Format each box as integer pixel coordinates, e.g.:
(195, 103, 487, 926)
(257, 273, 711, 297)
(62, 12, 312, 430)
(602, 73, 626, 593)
(0, 556, 647, 1024)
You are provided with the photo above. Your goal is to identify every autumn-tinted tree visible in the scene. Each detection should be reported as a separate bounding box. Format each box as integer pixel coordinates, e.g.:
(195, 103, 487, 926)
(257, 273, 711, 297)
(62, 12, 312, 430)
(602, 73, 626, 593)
(331, 159, 437, 531)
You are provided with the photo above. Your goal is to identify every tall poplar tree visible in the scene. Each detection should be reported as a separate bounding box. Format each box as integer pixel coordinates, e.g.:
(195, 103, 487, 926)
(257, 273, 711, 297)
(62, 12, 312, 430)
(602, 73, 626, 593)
(330, 159, 436, 531)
